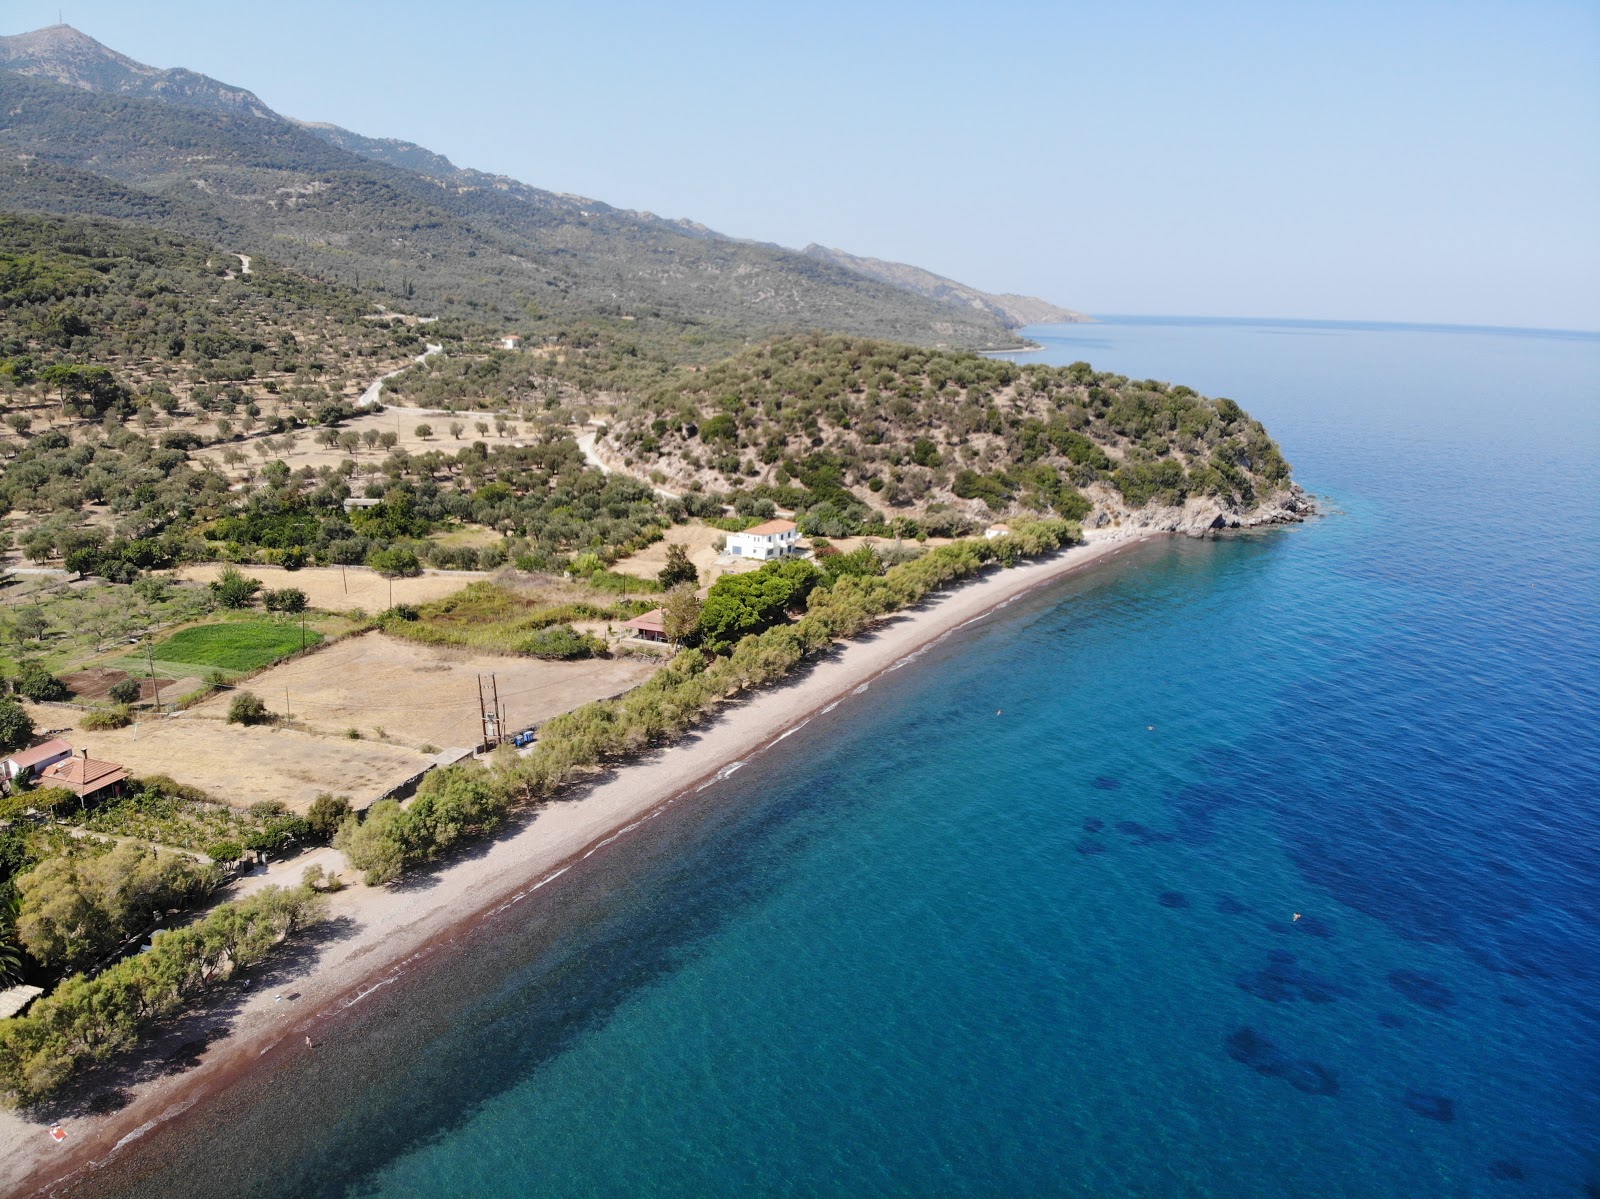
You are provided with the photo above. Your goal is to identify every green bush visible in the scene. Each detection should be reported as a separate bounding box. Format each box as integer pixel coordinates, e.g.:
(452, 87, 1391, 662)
(305, 793, 352, 842)
(205, 840, 244, 864)
(210, 565, 262, 609)
(517, 624, 605, 660)
(107, 678, 143, 705)
(227, 691, 271, 725)
(80, 705, 133, 731)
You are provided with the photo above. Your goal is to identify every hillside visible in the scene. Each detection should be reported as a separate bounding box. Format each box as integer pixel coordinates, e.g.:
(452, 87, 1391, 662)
(0, 25, 1040, 353)
(599, 334, 1310, 536)
(802, 245, 1089, 329)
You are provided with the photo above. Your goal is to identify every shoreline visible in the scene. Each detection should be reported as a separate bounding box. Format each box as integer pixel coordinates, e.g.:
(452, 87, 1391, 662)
(3, 529, 1161, 1198)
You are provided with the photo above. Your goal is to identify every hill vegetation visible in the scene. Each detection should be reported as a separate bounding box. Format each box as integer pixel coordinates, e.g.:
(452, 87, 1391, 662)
(600, 334, 1300, 535)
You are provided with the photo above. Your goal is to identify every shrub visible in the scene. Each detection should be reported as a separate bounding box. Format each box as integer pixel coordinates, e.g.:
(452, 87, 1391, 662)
(227, 691, 271, 725)
(210, 565, 262, 608)
(107, 678, 143, 705)
(80, 705, 133, 731)
(516, 624, 605, 660)
(305, 793, 352, 842)
(206, 840, 245, 864)
(262, 587, 308, 613)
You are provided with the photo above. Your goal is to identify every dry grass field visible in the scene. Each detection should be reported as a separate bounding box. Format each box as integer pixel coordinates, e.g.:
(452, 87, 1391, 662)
(177, 564, 485, 614)
(191, 631, 661, 751)
(191, 404, 532, 481)
(610, 522, 746, 587)
(27, 703, 432, 815)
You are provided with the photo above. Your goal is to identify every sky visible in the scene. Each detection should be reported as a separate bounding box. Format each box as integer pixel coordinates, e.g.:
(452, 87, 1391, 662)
(11, 0, 1600, 330)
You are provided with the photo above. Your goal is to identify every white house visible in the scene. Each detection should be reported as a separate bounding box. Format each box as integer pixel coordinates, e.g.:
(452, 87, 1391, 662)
(500, 334, 523, 350)
(725, 519, 800, 561)
(984, 523, 1012, 540)
(2, 739, 73, 783)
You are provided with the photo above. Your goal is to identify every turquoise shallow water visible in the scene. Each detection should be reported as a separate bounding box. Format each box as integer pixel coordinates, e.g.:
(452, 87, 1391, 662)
(81, 318, 1599, 1197)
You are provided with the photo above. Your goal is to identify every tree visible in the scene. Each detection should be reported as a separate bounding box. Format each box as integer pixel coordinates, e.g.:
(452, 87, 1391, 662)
(334, 800, 408, 886)
(210, 565, 262, 609)
(12, 663, 68, 703)
(16, 842, 220, 973)
(414, 423, 433, 440)
(262, 587, 308, 613)
(661, 584, 703, 647)
(107, 678, 143, 705)
(0, 699, 33, 753)
(657, 543, 698, 589)
(367, 546, 422, 578)
(228, 691, 271, 725)
(305, 793, 353, 842)
(338, 431, 361, 454)
(448, 421, 465, 440)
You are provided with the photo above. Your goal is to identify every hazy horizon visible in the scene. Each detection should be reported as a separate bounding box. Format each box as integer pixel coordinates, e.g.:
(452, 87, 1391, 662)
(7, 1, 1597, 332)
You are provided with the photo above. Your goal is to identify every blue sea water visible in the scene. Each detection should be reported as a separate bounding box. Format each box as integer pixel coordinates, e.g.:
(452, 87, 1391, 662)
(85, 318, 1599, 1198)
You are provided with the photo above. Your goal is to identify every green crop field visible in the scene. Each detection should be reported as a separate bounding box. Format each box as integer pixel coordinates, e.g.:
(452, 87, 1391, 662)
(149, 622, 323, 673)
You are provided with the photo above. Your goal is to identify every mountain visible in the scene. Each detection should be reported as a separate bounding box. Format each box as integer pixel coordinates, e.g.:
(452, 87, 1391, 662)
(801, 244, 1088, 329)
(0, 24, 276, 119)
(0, 25, 1074, 354)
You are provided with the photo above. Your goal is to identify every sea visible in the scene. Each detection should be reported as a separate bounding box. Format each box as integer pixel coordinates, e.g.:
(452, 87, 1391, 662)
(79, 317, 1599, 1198)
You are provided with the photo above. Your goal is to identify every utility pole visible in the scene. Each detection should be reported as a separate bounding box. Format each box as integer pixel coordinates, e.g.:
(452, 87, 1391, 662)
(300, 611, 307, 651)
(477, 673, 505, 749)
(144, 638, 163, 714)
(285, 686, 291, 721)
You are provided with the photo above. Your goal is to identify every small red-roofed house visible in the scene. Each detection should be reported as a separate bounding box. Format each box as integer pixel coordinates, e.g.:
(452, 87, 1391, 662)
(2, 739, 74, 783)
(39, 750, 128, 803)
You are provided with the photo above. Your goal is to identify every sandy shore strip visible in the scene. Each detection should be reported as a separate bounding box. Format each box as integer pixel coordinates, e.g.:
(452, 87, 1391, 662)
(1, 529, 1157, 1197)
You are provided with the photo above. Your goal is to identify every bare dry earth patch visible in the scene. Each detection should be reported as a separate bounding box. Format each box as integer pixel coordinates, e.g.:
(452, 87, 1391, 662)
(190, 631, 661, 751)
(176, 564, 485, 614)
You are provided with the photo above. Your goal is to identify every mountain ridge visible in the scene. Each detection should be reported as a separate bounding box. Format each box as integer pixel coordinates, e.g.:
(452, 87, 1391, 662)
(0, 24, 1080, 347)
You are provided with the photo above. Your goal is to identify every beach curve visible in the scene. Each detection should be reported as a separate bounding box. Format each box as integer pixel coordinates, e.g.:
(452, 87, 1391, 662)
(2, 529, 1156, 1198)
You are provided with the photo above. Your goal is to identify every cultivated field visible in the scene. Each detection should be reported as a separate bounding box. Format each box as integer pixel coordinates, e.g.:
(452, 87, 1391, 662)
(177, 564, 485, 614)
(190, 631, 661, 751)
(28, 704, 432, 815)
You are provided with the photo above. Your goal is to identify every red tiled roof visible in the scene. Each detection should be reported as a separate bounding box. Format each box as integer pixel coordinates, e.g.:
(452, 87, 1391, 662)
(5, 739, 73, 770)
(40, 755, 128, 796)
(623, 609, 666, 632)
(739, 520, 797, 536)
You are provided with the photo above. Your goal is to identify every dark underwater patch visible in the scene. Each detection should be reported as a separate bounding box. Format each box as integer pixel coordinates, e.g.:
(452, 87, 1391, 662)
(1081, 817, 1105, 833)
(1388, 969, 1455, 1012)
(1091, 776, 1120, 791)
(1377, 1011, 1406, 1028)
(1237, 950, 1350, 1005)
(1486, 1159, 1525, 1181)
(1402, 1089, 1456, 1122)
(1075, 839, 1107, 856)
(1224, 1027, 1339, 1097)
(1293, 913, 1335, 938)
(1216, 894, 1251, 916)
(1168, 784, 1245, 846)
(1114, 820, 1176, 845)
(1157, 891, 1190, 909)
